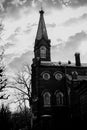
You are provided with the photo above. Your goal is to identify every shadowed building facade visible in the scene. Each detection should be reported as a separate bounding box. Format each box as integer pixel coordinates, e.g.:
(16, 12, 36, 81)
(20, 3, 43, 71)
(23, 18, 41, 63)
(31, 9, 87, 129)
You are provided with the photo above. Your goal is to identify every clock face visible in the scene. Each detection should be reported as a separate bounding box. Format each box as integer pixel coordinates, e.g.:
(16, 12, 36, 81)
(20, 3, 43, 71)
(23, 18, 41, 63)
(55, 73, 62, 80)
(43, 73, 50, 80)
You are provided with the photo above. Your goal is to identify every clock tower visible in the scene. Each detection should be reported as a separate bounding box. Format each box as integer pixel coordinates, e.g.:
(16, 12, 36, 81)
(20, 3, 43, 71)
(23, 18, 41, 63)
(31, 9, 70, 129)
(33, 9, 51, 63)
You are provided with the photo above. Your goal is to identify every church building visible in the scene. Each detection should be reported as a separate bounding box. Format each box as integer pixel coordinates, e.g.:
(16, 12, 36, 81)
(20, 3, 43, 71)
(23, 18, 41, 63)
(31, 9, 87, 129)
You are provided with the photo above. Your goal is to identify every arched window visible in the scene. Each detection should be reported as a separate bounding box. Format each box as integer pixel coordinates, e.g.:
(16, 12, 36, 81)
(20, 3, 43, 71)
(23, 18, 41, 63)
(43, 92, 51, 107)
(72, 71, 78, 79)
(55, 91, 64, 105)
(40, 46, 46, 58)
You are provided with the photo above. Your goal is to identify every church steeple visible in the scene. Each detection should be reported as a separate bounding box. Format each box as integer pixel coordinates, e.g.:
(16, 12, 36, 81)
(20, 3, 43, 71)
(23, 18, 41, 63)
(36, 9, 48, 40)
(34, 9, 51, 62)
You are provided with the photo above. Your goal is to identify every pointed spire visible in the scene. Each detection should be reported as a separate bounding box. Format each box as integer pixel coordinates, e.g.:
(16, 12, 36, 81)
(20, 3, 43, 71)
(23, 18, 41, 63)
(36, 9, 48, 40)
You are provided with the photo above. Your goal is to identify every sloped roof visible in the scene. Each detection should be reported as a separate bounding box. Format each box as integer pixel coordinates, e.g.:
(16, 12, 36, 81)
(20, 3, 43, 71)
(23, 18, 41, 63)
(41, 61, 87, 67)
(36, 10, 48, 40)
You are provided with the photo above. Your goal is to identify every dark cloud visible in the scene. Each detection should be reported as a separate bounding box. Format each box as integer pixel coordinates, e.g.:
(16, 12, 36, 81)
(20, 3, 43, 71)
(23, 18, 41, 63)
(81, 13, 87, 19)
(14, 27, 21, 34)
(25, 0, 62, 9)
(7, 27, 22, 41)
(7, 34, 18, 42)
(5, 5, 22, 19)
(51, 31, 87, 62)
(39, 0, 87, 8)
(3, 0, 29, 9)
(9, 50, 33, 72)
(0, 0, 32, 19)
(47, 23, 56, 28)
(65, 31, 87, 50)
(63, 13, 87, 26)
(70, 0, 87, 8)
(0, 0, 87, 18)
(4, 53, 15, 62)
(43, 0, 87, 8)
(53, 31, 87, 52)
(3, 0, 12, 9)
(1, 0, 87, 20)
(4, 42, 15, 49)
(24, 23, 37, 33)
(51, 44, 74, 62)
(62, 31, 87, 60)
(43, 0, 62, 9)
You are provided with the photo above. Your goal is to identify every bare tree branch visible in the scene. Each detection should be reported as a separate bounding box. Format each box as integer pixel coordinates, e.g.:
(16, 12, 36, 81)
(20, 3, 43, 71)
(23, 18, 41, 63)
(0, 94, 10, 100)
(7, 64, 31, 108)
(0, 47, 8, 100)
(7, 85, 29, 96)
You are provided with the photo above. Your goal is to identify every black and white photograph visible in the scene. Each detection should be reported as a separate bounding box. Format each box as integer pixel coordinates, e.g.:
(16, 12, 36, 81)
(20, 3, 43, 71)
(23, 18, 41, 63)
(0, 0, 87, 129)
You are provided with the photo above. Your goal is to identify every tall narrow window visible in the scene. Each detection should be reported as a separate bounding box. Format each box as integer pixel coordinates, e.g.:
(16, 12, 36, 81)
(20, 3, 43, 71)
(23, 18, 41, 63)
(55, 91, 64, 105)
(43, 92, 51, 107)
(40, 46, 46, 58)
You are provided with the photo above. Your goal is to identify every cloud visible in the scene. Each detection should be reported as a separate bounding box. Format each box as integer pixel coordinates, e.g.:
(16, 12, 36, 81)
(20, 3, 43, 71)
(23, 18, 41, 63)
(4, 53, 16, 64)
(11, 0, 27, 6)
(0, 0, 87, 21)
(78, 40, 87, 56)
(0, 0, 63, 17)
(47, 23, 56, 28)
(65, 31, 87, 50)
(4, 42, 15, 49)
(70, 0, 87, 8)
(51, 44, 74, 62)
(63, 13, 87, 26)
(0, 0, 5, 11)
(9, 50, 33, 72)
(35, 0, 87, 9)
(31, 0, 62, 9)
(3, 0, 28, 9)
(43, 0, 62, 8)
(0, 0, 32, 20)
(51, 31, 87, 62)
(60, 0, 87, 8)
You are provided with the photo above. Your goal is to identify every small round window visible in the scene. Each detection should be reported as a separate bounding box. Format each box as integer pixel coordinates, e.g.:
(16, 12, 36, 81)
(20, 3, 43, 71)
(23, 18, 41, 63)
(55, 73, 62, 80)
(43, 73, 50, 80)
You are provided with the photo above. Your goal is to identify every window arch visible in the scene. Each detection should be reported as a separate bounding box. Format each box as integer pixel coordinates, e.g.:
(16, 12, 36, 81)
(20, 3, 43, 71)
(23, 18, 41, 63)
(72, 71, 78, 79)
(55, 91, 64, 105)
(40, 46, 46, 58)
(43, 92, 51, 107)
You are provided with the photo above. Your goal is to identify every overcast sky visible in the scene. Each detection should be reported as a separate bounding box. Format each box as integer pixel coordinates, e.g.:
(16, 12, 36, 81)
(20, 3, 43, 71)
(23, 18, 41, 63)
(0, 0, 87, 76)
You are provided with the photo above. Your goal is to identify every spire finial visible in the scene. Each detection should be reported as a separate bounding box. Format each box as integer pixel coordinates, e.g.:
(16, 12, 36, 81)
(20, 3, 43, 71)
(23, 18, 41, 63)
(41, 3, 43, 10)
(36, 6, 48, 40)
(39, 2, 44, 14)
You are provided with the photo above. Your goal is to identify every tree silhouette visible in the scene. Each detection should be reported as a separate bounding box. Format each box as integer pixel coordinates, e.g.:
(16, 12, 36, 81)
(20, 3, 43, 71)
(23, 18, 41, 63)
(0, 104, 11, 130)
(0, 49, 8, 100)
(7, 65, 32, 128)
(8, 64, 31, 107)
(0, 21, 8, 100)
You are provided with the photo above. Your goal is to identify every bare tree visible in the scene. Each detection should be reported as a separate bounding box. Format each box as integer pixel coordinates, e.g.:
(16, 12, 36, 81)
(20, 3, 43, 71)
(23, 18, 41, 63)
(0, 20, 9, 100)
(0, 49, 8, 100)
(7, 64, 33, 128)
(7, 64, 32, 107)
